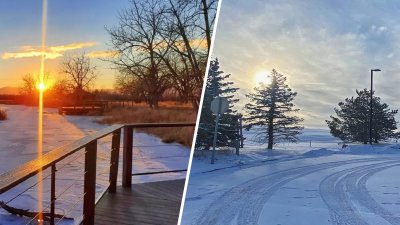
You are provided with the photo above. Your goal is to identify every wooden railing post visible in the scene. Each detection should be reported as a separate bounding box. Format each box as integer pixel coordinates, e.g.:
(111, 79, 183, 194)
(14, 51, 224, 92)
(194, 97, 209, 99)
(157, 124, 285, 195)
(109, 129, 121, 193)
(122, 126, 133, 188)
(50, 164, 56, 225)
(83, 141, 97, 225)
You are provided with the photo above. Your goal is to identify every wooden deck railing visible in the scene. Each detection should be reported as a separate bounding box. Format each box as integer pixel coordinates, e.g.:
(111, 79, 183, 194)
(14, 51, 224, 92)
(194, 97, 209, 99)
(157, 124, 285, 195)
(0, 122, 195, 225)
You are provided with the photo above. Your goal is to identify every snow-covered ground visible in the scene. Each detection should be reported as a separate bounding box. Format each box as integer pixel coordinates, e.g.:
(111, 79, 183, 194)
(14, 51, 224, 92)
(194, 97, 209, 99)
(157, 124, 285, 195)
(182, 129, 400, 225)
(0, 105, 190, 225)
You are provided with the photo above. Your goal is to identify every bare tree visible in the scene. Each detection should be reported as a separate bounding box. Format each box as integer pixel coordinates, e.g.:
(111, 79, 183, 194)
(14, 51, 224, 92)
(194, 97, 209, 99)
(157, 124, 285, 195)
(200, 0, 218, 51)
(107, 0, 218, 109)
(19, 73, 51, 95)
(107, 0, 172, 109)
(49, 78, 71, 102)
(158, 0, 218, 109)
(19, 74, 36, 96)
(115, 72, 148, 102)
(59, 53, 97, 102)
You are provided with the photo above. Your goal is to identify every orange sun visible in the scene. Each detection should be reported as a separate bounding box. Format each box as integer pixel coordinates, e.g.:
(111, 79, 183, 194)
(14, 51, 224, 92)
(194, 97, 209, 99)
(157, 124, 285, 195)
(37, 82, 46, 91)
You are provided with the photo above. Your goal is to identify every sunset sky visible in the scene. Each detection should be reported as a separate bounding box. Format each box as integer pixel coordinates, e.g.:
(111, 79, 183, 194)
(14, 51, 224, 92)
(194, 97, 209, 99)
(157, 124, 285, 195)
(0, 0, 131, 90)
(213, 0, 400, 128)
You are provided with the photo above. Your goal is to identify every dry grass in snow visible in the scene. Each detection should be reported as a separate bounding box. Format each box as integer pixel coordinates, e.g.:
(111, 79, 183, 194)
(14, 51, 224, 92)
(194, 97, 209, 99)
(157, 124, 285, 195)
(97, 107, 197, 146)
(0, 109, 7, 120)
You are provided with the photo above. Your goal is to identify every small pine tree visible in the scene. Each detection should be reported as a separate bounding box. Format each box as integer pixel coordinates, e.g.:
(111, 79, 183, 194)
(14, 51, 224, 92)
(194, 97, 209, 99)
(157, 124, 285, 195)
(244, 69, 303, 149)
(326, 89, 398, 143)
(195, 58, 239, 150)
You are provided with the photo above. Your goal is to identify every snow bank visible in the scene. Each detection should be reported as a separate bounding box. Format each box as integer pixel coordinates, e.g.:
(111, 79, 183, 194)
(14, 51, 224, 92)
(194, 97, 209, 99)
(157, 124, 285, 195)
(344, 144, 400, 154)
(301, 144, 400, 157)
(302, 148, 338, 157)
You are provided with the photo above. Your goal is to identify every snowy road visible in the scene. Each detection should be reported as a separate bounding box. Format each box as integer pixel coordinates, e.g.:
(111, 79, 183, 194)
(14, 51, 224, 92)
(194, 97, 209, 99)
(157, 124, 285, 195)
(183, 145, 400, 225)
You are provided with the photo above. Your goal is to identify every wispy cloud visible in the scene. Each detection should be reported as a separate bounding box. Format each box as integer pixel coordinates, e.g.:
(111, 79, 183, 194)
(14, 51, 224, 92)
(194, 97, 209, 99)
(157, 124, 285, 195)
(87, 50, 118, 58)
(2, 51, 63, 59)
(174, 39, 208, 51)
(49, 42, 97, 52)
(213, 0, 400, 128)
(1, 42, 97, 59)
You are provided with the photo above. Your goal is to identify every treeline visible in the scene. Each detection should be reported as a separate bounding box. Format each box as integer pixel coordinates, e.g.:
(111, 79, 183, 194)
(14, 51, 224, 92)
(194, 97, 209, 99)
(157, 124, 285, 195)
(108, 0, 218, 110)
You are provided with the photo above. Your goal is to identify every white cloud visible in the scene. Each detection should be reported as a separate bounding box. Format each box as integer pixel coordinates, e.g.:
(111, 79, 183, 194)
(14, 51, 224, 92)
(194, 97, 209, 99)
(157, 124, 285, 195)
(378, 26, 388, 32)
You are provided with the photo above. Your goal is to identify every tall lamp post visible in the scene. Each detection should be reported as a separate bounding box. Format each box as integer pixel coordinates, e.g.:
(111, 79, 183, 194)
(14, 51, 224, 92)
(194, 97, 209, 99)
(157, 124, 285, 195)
(370, 69, 381, 144)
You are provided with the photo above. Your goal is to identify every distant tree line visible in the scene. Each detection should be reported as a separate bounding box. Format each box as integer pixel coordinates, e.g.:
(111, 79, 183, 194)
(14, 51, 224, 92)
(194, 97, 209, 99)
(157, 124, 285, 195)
(107, 0, 218, 109)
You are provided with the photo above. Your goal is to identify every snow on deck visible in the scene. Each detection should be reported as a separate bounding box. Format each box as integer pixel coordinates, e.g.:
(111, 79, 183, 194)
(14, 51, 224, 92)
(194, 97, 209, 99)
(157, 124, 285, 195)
(0, 105, 190, 225)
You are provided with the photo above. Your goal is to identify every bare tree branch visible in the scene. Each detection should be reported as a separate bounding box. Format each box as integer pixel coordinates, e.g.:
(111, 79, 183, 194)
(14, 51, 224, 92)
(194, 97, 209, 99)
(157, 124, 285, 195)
(59, 53, 97, 102)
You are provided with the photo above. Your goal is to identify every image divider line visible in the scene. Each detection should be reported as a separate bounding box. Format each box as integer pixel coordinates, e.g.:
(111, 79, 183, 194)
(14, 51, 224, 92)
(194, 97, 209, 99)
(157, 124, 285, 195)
(177, 0, 225, 224)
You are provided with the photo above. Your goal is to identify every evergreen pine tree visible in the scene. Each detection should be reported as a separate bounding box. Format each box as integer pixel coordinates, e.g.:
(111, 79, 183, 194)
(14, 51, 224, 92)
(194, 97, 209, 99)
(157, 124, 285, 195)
(326, 89, 398, 143)
(244, 69, 303, 149)
(195, 58, 239, 150)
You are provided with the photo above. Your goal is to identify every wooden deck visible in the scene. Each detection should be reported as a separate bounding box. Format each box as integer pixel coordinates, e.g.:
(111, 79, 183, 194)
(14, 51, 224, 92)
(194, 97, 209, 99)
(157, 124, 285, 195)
(94, 179, 185, 225)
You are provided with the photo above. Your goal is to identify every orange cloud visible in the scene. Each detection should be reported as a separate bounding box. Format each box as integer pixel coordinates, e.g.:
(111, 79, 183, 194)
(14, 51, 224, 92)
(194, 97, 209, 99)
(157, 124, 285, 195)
(1, 42, 97, 60)
(49, 42, 97, 52)
(173, 38, 208, 51)
(2, 51, 62, 59)
(87, 50, 118, 58)
(190, 38, 208, 49)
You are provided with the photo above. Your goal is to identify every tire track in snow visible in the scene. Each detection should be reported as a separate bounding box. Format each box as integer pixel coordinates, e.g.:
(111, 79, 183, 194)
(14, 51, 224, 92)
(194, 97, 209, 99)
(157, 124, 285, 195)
(195, 158, 396, 225)
(320, 161, 400, 225)
(348, 163, 400, 224)
(239, 160, 399, 225)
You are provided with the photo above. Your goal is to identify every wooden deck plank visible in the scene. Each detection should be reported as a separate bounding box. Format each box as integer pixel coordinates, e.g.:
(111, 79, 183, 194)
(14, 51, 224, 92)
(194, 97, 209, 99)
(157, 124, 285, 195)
(94, 179, 185, 225)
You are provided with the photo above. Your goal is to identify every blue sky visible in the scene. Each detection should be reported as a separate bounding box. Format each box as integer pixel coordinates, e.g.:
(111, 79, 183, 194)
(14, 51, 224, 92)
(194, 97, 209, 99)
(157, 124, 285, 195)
(0, 0, 131, 89)
(213, 0, 400, 128)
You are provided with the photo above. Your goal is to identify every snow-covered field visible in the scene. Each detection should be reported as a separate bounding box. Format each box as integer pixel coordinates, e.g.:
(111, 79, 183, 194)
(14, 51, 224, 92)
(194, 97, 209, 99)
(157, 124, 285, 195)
(0, 105, 190, 225)
(182, 129, 400, 225)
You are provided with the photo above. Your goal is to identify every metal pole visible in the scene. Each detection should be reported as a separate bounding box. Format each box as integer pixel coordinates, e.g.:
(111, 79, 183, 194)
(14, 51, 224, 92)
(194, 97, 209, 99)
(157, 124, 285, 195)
(211, 98, 222, 164)
(369, 70, 373, 144)
(235, 116, 239, 155)
(239, 116, 243, 148)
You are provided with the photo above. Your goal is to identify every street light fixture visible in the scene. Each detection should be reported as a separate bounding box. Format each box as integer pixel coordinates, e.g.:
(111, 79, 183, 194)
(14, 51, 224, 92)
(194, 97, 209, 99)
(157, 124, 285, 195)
(370, 68, 381, 144)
